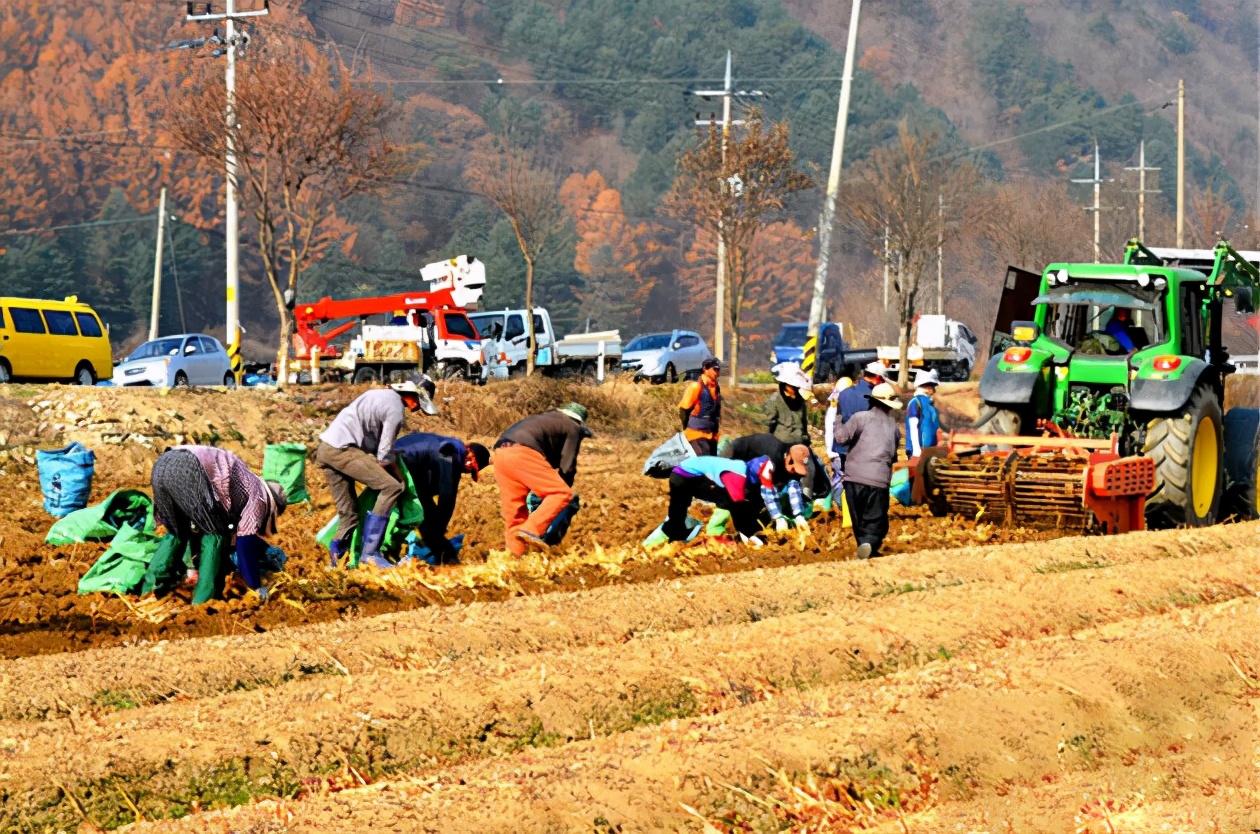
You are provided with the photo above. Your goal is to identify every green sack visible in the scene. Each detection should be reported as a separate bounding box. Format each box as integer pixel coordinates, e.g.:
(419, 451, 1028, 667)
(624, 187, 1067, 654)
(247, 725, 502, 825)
(316, 465, 424, 567)
(77, 525, 162, 596)
(262, 443, 310, 504)
(47, 489, 154, 546)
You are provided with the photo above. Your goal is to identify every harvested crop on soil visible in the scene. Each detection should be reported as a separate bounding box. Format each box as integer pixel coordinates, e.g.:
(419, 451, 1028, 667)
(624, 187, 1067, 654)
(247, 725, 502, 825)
(1, 379, 1257, 832)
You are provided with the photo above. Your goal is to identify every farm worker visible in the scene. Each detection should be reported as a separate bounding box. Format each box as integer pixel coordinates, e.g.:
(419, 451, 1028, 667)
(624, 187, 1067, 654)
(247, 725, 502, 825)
(764, 362, 813, 446)
(146, 446, 287, 602)
(719, 433, 830, 516)
(646, 448, 810, 547)
(677, 357, 723, 456)
(493, 403, 591, 555)
(824, 376, 856, 497)
(1103, 307, 1136, 352)
(317, 380, 438, 569)
(393, 432, 491, 564)
(833, 361, 886, 464)
(905, 368, 942, 459)
(832, 382, 902, 560)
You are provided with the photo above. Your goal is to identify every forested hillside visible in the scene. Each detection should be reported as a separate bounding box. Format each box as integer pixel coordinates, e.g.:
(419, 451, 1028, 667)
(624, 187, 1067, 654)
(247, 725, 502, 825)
(2, 0, 1255, 359)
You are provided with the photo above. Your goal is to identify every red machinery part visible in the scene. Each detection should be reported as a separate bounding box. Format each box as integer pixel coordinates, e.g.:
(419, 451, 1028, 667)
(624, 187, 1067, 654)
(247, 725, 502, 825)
(1082, 453, 1155, 534)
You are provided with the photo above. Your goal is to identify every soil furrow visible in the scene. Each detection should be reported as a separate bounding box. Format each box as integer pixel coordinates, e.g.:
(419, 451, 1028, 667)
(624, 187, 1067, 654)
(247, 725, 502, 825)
(3, 542, 1256, 829)
(0, 523, 1244, 721)
(120, 598, 1260, 833)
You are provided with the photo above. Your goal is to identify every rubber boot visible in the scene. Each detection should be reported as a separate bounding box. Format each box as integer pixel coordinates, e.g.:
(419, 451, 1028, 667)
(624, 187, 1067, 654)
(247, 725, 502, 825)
(705, 508, 732, 536)
(642, 525, 670, 550)
(328, 537, 349, 569)
(190, 533, 227, 604)
(357, 512, 394, 569)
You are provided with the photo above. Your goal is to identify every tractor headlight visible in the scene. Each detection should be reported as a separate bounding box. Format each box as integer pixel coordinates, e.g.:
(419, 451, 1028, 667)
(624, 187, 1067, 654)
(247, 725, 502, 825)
(1055, 269, 1070, 285)
(1137, 272, 1151, 288)
(1153, 276, 1167, 289)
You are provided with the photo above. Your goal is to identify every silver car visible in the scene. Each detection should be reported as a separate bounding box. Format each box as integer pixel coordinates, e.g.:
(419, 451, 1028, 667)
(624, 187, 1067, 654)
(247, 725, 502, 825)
(112, 334, 234, 388)
(620, 329, 712, 383)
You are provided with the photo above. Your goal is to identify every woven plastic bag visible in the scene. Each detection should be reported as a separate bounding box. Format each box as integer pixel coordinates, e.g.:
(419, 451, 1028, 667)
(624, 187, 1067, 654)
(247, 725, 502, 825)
(643, 432, 696, 479)
(262, 443, 310, 504)
(37, 442, 95, 518)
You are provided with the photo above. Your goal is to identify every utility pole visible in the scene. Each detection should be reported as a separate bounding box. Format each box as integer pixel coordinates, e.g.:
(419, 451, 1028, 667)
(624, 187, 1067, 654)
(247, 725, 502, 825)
(691, 52, 760, 368)
(1177, 78, 1185, 247)
(882, 225, 889, 310)
(1071, 142, 1112, 263)
(149, 187, 167, 341)
(1124, 139, 1161, 242)
(936, 194, 949, 315)
(185, 0, 269, 381)
(807, 0, 862, 338)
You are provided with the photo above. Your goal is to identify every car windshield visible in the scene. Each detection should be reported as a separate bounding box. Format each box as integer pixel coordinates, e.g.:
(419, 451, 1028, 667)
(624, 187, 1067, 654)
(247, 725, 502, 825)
(775, 325, 808, 347)
(626, 334, 671, 351)
(127, 337, 184, 360)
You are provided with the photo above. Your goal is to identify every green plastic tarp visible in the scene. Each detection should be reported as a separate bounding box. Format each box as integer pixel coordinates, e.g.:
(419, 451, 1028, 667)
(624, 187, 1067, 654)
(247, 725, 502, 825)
(262, 443, 311, 504)
(76, 524, 162, 596)
(46, 489, 155, 546)
(316, 465, 424, 567)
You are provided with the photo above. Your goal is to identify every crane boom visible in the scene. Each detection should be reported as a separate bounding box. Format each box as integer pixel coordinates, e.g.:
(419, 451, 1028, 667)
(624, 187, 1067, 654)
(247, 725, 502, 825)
(292, 255, 486, 359)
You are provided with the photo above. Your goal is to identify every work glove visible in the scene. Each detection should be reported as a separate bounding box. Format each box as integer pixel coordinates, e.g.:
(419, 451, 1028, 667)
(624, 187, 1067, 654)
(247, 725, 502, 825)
(774, 516, 790, 534)
(739, 533, 764, 548)
(794, 515, 811, 536)
(706, 508, 732, 536)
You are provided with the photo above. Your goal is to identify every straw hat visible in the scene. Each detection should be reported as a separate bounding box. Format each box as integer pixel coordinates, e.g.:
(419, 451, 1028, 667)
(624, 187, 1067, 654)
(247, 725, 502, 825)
(866, 382, 903, 410)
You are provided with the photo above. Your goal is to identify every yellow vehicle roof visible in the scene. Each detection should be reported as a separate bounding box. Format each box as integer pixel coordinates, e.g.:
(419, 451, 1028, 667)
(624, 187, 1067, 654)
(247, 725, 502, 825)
(0, 296, 96, 311)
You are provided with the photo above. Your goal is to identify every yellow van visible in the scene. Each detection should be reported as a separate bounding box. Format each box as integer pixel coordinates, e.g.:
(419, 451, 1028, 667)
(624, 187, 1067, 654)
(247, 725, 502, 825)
(0, 296, 113, 385)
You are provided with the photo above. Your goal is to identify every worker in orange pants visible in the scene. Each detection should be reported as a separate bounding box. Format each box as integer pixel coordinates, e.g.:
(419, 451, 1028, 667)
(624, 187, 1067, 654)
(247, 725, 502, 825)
(492, 403, 591, 555)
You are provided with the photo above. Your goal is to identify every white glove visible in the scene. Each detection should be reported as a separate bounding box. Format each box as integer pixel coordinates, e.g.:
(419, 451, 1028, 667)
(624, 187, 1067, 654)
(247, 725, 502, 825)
(774, 517, 790, 533)
(794, 515, 811, 535)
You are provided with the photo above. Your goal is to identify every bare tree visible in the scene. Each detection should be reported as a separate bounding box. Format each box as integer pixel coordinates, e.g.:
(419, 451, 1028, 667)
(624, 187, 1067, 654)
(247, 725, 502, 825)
(665, 107, 813, 386)
(468, 145, 568, 376)
(847, 122, 985, 387)
(1189, 179, 1239, 248)
(170, 38, 409, 386)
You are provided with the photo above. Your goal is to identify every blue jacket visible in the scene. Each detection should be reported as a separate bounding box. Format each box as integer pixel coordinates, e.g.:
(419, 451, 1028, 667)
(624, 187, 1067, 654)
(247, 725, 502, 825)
(905, 393, 941, 457)
(394, 432, 467, 522)
(833, 379, 873, 455)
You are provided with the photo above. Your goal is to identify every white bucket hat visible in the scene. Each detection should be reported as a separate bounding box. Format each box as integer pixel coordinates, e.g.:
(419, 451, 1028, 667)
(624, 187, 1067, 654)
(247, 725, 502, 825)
(913, 368, 941, 388)
(866, 382, 903, 410)
(863, 361, 888, 377)
(772, 362, 813, 391)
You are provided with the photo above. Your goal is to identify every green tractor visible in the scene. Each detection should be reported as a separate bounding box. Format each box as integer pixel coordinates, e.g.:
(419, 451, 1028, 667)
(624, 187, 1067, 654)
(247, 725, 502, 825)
(923, 240, 1260, 530)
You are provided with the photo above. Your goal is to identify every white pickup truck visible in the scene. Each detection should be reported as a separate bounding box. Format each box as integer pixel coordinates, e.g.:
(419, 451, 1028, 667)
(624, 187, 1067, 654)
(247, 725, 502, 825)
(877, 314, 979, 381)
(469, 307, 621, 380)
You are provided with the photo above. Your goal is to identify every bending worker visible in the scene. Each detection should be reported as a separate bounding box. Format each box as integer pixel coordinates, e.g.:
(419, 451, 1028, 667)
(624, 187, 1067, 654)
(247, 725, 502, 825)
(720, 432, 830, 514)
(677, 357, 723, 455)
(317, 380, 437, 569)
(905, 368, 942, 459)
(647, 446, 811, 547)
(494, 403, 591, 555)
(832, 382, 902, 560)
(146, 445, 287, 602)
(394, 432, 491, 564)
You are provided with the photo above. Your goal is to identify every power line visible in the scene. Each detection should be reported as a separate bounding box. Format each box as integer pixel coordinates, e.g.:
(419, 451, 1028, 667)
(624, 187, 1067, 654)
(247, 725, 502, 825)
(1, 216, 156, 236)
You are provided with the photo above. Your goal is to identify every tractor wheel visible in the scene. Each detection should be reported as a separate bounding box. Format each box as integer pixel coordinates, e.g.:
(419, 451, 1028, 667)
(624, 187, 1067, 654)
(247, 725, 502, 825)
(1142, 384, 1223, 528)
(1222, 407, 1260, 520)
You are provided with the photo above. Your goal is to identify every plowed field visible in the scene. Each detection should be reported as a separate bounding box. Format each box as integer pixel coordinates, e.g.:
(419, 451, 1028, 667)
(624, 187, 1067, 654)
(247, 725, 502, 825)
(0, 378, 1256, 832)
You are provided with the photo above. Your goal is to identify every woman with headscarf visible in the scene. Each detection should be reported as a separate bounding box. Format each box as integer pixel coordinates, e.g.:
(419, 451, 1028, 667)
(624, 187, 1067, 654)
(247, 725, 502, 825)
(144, 445, 288, 603)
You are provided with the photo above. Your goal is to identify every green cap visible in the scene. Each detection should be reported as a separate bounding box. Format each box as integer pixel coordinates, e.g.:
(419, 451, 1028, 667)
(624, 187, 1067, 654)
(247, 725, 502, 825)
(556, 402, 589, 424)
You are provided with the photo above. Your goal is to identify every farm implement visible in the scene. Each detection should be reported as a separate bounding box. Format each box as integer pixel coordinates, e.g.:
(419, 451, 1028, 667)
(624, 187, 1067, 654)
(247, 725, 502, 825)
(920, 239, 1260, 532)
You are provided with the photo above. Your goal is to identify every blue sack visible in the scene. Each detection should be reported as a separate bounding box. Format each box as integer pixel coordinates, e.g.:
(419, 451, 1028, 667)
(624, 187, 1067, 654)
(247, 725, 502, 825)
(890, 468, 914, 507)
(36, 442, 96, 518)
